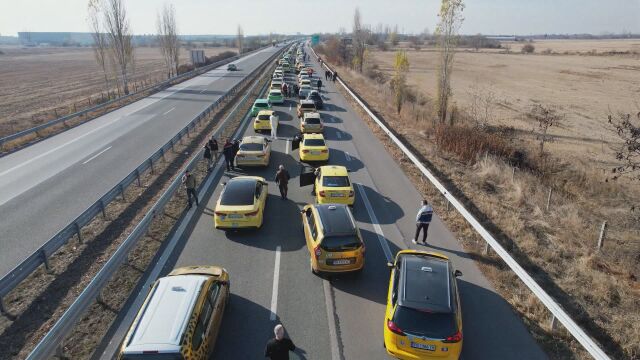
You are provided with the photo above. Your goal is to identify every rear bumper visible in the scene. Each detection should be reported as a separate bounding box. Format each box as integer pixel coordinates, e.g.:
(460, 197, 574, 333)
(214, 217, 261, 229)
(300, 152, 329, 162)
(236, 158, 269, 167)
(314, 257, 364, 273)
(384, 338, 461, 360)
(317, 195, 355, 206)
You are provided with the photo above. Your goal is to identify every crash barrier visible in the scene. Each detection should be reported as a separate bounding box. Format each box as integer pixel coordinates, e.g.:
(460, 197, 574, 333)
(309, 45, 611, 360)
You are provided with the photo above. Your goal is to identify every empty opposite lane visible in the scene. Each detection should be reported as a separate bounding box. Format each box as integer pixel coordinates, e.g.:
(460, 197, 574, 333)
(0, 46, 280, 277)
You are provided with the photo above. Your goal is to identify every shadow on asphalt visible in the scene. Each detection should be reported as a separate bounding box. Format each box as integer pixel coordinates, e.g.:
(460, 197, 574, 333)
(328, 148, 364, 173)
(322, 126, 352, 141)
(352, 184, 405, 225)
(323, 103, 347, 112)
(321, 113, 343, 124)
(174, 89, 225, 96)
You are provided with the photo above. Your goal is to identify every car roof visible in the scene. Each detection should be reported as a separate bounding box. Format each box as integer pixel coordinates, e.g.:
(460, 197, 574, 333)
(300, 100, 315, 105)
(257, 110, 274, 116)
(242, 136, 266, 144)
(320, 165, 348, 176)
(398, 253, 453, 313)
(314, 204, 357, 236)
(303, 112, 321, 120)
(123, 274, 208, 354)
(304, 133, 325, 139)
(269, 89, 282, 94)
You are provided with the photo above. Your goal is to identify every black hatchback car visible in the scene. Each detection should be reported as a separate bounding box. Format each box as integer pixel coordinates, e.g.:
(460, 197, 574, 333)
(306, 90, 323, 109)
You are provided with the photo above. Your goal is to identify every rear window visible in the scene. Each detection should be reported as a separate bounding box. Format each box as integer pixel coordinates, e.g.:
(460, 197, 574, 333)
(304, 139, 325, 146)
(255, 102, 268, 108)
(220, 182, 255, 206)
(257, 114, 270, 120)
(320, 235, 361, 251)
(301, 103, 316, 110)
(240, 143, 263, 151)
(322, 176, 350, 187)
(270, 91, 281, 96)
(392, 306, 457, 339)
(304, 117, 320, 124)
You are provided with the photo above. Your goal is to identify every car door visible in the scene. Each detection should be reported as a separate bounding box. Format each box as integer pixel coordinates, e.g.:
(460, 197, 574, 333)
(264, 138, 271, 162)
(206, 281, 224, 351)
(304, 207, 318, 254)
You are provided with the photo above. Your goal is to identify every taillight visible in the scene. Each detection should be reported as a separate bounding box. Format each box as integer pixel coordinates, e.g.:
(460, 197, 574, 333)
(314, 245, 322, 259)
(319, 191, 325, 197)
(349, 190, 354, 197)
(302, 150, 310, 153)
(443, 331, 462, 343)
(321, 150, 328, 153)
(387, 319, 405, 336)
(246, 210, 259, 217)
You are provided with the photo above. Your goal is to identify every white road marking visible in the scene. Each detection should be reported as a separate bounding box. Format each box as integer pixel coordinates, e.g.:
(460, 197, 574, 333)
(356, 183, 393, 262)
(336, 131, 342, 139)
(163, 107, 175, 115)
(289, 104, 292, 111)
(345, 152, 351, 162)
(199, 88, 207, 94)
(269, 246, 282, 321)
(82, 146, 112, 164)
(323, 279, 341, 360)
(286, 140, 290, 154)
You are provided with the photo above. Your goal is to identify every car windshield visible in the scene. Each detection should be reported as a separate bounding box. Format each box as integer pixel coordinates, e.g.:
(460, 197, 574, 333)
(321, 235, 361, 251)
(240, 143, 263, 152)
(304, 117, 320, 124)
(304, 139, 325, 146)
(270, 91, 281, 96)
(220, 181, 256, 206)
(257, 114, 270, 120)
(322, 176, 350, 187)
(392, 306, 457, 339)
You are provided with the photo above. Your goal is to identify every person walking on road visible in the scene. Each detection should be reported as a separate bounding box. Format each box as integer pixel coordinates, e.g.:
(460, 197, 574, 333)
(332, 71, 337, 82)
(270, 112, 278, 139)
(264, 324, 295, 360)
(182, 170, 199, 209)
(222, 138, 235, 171)
(209, 137, 219, 162)
(203, 144, 213, 171)
(317, 79, 322, 92)
(274, 165, 291, 200)
(282, 82, 288, 98)
(412, 200, 433, 244)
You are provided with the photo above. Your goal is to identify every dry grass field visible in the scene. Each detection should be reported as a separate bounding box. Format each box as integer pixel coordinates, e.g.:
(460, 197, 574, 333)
(0, 46, 235, 137)
(373, 39, 640, 168)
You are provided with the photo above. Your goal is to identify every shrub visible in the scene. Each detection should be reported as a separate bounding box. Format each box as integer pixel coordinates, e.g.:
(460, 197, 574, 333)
(434, 124, 514, 163)
(205, 50, 237, 65)
(177, 63, 195, 75)
(521, 43, 535, 54)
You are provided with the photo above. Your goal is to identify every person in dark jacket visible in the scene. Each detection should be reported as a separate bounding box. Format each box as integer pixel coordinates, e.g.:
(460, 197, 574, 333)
(264, 324, 295, 360)
(208, 137, 219, 161)
(332, 71, 337, 82)
(222, 138, 235, 171)
(181, 170, 199, 209)
(317, 79, 322, 92)
(274, 165, 291, 200)
(232, 139, 240, 158)
(203, 144, 213, 171)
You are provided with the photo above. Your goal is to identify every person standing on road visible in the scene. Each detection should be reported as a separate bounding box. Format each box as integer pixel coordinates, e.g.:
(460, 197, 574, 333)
(332, 71, 337, 82)
(274, 165, 291, 200)
(270, 112, 278, 139)
(264, 324, 295, 360)
(222, 138, 235, 171)
(317, 78, 322, 92)
(412, 200, 433, 244)
(181, 170, 199, 209)
(203, 144, 213, 171)
(282, 82, 288, 98)
(209, 137, 219, 162)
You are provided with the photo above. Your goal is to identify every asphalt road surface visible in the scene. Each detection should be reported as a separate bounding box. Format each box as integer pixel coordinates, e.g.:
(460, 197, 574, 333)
(0, 46, 281, 278)
(100, 45, 547, 359)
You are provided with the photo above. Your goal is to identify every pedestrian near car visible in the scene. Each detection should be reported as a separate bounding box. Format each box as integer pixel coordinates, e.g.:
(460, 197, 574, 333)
(181, 170, 199, 209)
(282, 83, 288, 97)
(222, 139, 235, 171)
(232, 139, 240, 158)
(209, 138, 219, 161)
(203, 144, 213, 171)
(270, 112, 278, 139)
(412, 200, 433, 244)
(274, 165, 291, 200)
(264, 324, 295, 360)
(317, 79, 322, 92)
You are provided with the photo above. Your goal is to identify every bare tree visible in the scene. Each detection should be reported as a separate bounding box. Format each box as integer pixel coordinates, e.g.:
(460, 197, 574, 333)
(88, 0, 111, 90)
(157, 3, 180, 78)
(467, 82, 496, 128)
(236, 25, 244, 54)
(608, 111, 640, 181)
(529, 103, 563, 156)
(102, 0, 135, 94)
(352, 7, 366, 72)
(435, 0, 465, 124)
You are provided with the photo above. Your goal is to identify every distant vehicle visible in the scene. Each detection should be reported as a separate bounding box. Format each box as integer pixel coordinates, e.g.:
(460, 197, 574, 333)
(297, 100, 317, 118)
(301, 111, 323, 133)
(301, 204, 364, 274)
(298, 133, 329, 162)
(298, 85, 313, 99)
(235, 136, 271, 167)
(384, 250, 464, 360)
(251, 99, 272, 117)
(118, 266, 230, 359)
(227, 63, 237, 71)
(214, 176, 268, 229)
(307, 91, 323, 109)
(268, 89, 284, 104)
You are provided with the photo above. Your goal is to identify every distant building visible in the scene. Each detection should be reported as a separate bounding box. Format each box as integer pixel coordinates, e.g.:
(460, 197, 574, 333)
(18, 32, 94, 46)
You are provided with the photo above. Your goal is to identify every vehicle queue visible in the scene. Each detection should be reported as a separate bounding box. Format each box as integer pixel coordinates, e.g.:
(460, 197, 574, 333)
(117, 42, 464, 360)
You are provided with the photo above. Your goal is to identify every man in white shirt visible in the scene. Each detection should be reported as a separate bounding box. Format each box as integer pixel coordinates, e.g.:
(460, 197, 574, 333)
(270, 112, 278, 139)
(412, 200, 433, 245)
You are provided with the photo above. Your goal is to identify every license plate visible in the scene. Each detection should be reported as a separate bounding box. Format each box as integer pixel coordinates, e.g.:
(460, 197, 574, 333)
(410, 342, 435, 351)
(228, 214, 243, 219)
(310, 150, 321, 155)
(331, 193, 345, 197)
(241, 157, 258, 161)
(332, 259, 351, 265)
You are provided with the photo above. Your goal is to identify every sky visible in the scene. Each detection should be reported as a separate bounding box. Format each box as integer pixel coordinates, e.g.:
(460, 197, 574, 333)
(1, 0, 639, 36)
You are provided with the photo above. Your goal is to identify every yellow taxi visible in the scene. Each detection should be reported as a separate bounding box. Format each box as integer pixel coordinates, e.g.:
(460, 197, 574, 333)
(301, 204, 365, 274)
(254, 110, 276, 133)
(301, 111, 323, 133)
(297, 100, 317, 119)
(214, 176, 268, 230)
(299, 133, 329, 162)
(384, 250, 463, 360)
(119, 266, 230, 360)
(314, 165, 354, 205)
(235, 136, 271, 167)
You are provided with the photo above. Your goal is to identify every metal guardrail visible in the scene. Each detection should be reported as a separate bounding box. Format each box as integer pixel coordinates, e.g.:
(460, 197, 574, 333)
(0, 45, 269, 151)
(24, 45, 285, 360)
(0, 46, 282, 316)
(309, 45, 611, 360)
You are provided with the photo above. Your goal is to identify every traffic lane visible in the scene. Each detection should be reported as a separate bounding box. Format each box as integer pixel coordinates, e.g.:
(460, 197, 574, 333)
(0, 48, 281, 276)
(308, 54, 547, 358)
(172, 100, 330, 359)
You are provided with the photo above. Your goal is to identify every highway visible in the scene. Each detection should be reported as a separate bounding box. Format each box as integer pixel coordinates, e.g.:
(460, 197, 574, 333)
(99, 45, 547, 359)
(0, 46, 281, 278)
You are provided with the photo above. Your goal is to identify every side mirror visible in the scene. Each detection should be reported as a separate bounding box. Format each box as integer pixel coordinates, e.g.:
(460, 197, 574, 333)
(222, 182, 227, 186)
(454, 270, 463, 277)
(386, 262, 394, 269)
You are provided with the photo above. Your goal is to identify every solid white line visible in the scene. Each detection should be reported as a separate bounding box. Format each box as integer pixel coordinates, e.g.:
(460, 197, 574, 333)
(336, 131, 342, 139)
(82, 146, 112, 165)
(345, 152, 351, 162)
(269, 246, 282, 321)
(356, 183, 393, 262)
(285, 140, 290, 154)
(322, 279, 341, 360)
(163, 107, 175, 115)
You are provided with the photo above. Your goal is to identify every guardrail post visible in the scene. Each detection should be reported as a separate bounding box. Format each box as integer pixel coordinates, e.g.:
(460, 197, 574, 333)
(41, 249, 52, 273)
(445, 198, 450, 212)
(549, 314, 557, 332)
(99, 199, 107, 219)
(135, 169, 142, 187)
(160, 147, 166, 162)
(119, 183, 126, 201)
(149, 158, 155, 175)
(0, 296, 6, 315)
(75, 222, 83, 243)
(483, 241, 490, 255)
(597, 221, 607, 250)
